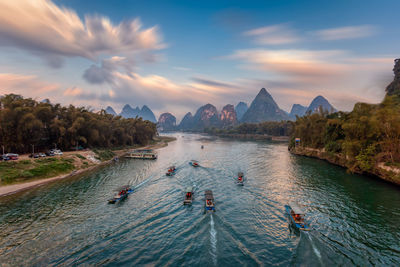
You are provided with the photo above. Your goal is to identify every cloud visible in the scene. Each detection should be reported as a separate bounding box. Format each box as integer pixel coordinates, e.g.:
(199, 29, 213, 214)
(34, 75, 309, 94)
(191, 77, 239, 89)
(226, 48, 394, 111)
(83, 56, 134, 84)
(0, 0, 164, 67)
(0, 73, 59, 96)
(173, 66, 192, 71)
(313, 25, 376, 41)
(229, 49, 347, 78)
(64, 86, 83, 96)
(243, 24, 301, 45)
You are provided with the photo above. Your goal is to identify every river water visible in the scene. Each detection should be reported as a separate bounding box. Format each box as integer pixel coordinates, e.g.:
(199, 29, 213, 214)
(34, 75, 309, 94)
(1, 134, 399, 266)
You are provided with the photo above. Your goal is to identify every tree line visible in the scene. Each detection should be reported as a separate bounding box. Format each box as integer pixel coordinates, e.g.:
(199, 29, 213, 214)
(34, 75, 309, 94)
(0, 94, 157, 154)
(289, 95, 400, 173)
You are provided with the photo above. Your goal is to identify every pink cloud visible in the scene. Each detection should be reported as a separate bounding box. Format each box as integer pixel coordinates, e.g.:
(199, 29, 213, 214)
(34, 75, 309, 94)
(0, 0, 164, 66)
(313, 25, 376, 41)
(0, 73, 59, 96)
(243, 24, 301, 45)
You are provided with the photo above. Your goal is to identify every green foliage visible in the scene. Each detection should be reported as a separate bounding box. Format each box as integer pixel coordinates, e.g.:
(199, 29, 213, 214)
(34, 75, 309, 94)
(355, 144, 376, 172)
(75, 154, 86, 160)
(291, 94, 400, 173)
(0, 94, 157, 153)
(93, 149, 115, 161)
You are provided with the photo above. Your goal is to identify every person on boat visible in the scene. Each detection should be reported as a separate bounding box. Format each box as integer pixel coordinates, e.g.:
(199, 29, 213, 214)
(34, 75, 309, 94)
(207, 200, 212, 206)
(294, 214, 301, 222)
(186, 192, 191, 198)
(238, 176, 243, 181)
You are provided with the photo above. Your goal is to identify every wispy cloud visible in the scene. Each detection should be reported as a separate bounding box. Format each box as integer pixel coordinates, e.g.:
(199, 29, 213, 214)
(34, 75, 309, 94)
(0, 73, 59, 96)
(0, 0, 164, 67)
(173, 66, 192, 71)
(229, 49, 347, 78)
(313, 25, 377, 40)
(64, 86, 83, 96)
(243, 24, 301, 45)
(227, 48, 393, 110)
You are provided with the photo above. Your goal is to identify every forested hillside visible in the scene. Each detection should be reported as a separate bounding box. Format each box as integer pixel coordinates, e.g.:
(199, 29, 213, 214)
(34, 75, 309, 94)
(0, 94, 157, 153)
(289, 59, 400, 183)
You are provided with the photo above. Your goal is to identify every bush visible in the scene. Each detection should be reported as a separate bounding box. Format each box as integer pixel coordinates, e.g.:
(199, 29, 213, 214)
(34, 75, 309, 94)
(93, 149, 115, 161)
(325, 141, 342, 153)
(75, 154, 86, 160)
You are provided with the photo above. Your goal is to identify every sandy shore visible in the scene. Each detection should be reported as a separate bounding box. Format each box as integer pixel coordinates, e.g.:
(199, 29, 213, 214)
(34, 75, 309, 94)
(0, 137, 175, 197)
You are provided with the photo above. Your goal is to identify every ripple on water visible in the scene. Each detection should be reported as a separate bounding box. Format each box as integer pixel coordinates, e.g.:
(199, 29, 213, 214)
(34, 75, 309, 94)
(1, 134, 400, 266)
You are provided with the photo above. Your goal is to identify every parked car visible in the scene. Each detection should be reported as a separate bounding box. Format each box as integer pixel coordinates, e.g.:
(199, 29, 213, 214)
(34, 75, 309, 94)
(1, 155, 10, 161)
(45, 151, 55, 156)
(39, 153, 46, 157)
(53, 149, 63, 155)
(29, 153, 40, 158)
(5, 153, 19, 160)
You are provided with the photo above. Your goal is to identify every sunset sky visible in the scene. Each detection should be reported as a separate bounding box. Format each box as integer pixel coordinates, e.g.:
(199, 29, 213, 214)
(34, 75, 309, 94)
(0, 0, 399, 120)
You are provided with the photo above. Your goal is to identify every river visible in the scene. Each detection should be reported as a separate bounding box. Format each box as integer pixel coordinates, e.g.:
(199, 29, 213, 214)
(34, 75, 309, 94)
(1, 133, 399, 266)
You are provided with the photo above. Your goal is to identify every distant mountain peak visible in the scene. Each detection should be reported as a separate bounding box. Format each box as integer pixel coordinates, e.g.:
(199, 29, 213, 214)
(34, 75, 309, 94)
(158, 112, 176, 132)
(289, 104, 307, 118)
(241, 88, 289, 123)
(139, 105, 157, 122)
(259, 87, 268, 94)
(220, 104, 237, 127)
(118, 104, 156, 122)
(178, 112, 195, 130)
(306, 95, 336, 114)
(235, 102, 248, 121)
(105, 106, 117, 116)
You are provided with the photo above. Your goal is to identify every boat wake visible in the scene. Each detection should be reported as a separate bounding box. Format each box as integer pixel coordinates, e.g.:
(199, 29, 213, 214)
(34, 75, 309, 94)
(306, 232, 322, 261)
(291, 230, 349, 266)
(209, 214, 217, 266)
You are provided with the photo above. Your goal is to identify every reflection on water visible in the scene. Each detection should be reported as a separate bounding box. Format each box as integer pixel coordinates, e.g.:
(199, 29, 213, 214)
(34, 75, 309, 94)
(0, 133, 400, 266)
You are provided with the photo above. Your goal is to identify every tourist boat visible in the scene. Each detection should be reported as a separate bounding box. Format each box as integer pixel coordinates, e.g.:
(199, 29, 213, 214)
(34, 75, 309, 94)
(205, 190, 215, 212)
(237, 172, 244, 186)
(166, 166, 176, 176)
(285, 203, 310, 231)
(125, 149, 157, 160)
(183, 186, 194, 205)
(108, 185, 133, 204)
(189, 160, 200, 167)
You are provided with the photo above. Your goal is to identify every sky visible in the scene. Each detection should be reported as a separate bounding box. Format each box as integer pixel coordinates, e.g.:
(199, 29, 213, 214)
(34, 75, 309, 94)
(0, 0, 399, 121)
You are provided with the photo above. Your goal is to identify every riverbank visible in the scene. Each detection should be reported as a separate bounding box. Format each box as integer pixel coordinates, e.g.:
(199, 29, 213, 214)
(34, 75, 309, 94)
(0, 136, 176, 197)
(290, 146, 400, 186)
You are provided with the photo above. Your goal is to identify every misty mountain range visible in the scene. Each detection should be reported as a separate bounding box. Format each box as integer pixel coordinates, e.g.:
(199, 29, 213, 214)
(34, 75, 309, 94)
(105, 88, 336, 132)
(105, 104, 157, 123)
(157, 88, 337, 131)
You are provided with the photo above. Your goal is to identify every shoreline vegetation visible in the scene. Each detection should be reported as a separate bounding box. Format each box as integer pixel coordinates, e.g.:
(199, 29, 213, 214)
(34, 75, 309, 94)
(290, 146, 400, 186)
(0, 93, 164, 197)
(289, 59, 400, 186)
(203, 121, 293, 141)
(0, 136, 176, 197)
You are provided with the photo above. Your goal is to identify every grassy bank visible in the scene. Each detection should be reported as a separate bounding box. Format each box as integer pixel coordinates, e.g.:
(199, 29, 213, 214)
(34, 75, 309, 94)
(0, 135, 177, 188)
(0, 157, 76, 185)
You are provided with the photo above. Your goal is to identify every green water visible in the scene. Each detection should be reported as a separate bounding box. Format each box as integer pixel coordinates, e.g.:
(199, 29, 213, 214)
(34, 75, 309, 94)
(0, 134, 399, 266)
